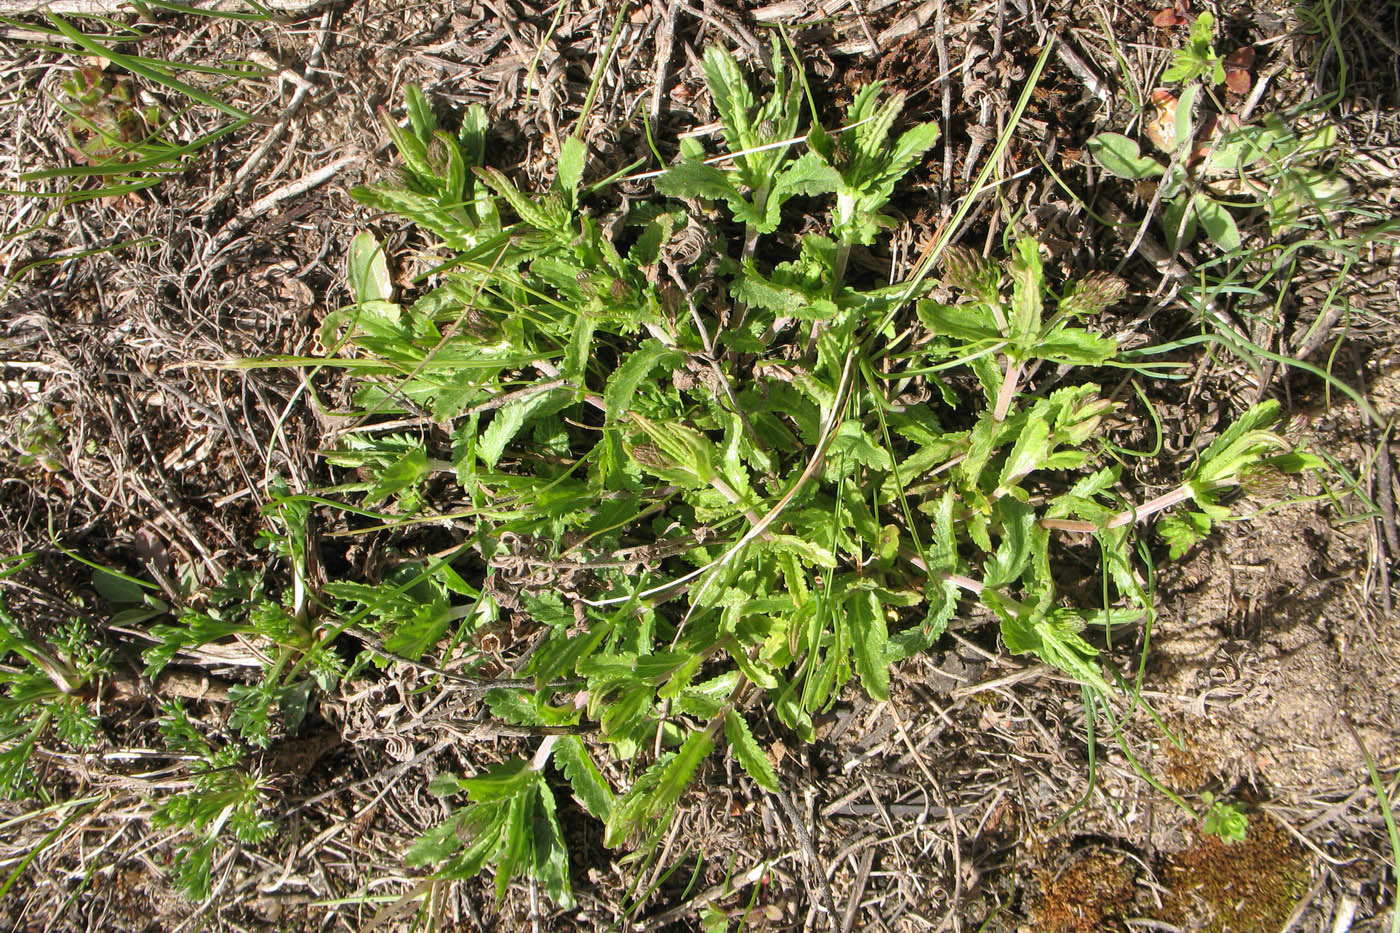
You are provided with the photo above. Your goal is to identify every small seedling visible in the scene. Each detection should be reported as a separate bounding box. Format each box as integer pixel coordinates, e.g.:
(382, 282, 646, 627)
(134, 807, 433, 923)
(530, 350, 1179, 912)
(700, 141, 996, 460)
(58, 65, 161, 167)
(1162, 12, 1226, 87)
(1199, 792, 1249, 844)
(7, 407, 64, 473)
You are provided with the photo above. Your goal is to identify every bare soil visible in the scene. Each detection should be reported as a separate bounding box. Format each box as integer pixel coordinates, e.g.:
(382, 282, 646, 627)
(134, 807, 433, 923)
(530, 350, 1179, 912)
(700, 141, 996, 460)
(1, 0, 1397, 930)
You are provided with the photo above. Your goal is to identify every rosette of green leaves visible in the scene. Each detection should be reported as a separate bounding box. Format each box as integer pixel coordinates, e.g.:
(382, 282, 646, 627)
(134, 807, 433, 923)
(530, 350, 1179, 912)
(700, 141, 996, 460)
(655, 40, 830, 234)
(803, 82, 941, 247)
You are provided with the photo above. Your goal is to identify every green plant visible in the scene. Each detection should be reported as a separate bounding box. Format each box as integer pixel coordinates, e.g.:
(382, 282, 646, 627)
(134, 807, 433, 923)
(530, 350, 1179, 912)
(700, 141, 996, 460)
(1162, 12, 1226, 86)
(142, 480, 340, 748)
(149, 700, 275, 900)
(267, 44, 1319, 907)
(6, 407, 64, 473)
(407, 732, 610, 909)
(0, 553, 113, 801)
(9, 12, 269, 207)
(1199, 792, 1248, 844)
(0, 606, 108, 800)
(58, 65, 162, 167)
(1088, 12, 1349, 250)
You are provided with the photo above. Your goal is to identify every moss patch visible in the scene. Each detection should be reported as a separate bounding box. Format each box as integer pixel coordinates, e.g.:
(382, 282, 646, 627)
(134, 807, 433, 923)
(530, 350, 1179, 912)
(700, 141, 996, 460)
(1029, 848, 1137, 933)
(1161, 814, 1310, 932)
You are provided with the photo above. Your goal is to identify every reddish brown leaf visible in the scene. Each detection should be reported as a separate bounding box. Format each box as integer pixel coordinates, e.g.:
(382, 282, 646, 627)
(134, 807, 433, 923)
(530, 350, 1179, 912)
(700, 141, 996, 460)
(1224, 47, 1256, 72)
(1152, 8, 1182, 28)
(1225, 68, 1252, 95)
(1224, 47, 1256, 95)
(1144, 88, 1180, 154)
(1152, 1, 1190, 28)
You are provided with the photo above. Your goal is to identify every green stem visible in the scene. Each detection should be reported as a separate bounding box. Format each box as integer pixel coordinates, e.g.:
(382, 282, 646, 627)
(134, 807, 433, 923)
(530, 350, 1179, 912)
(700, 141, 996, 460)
(1099, 699, 1198, 820)
(832, 239, 852, 294)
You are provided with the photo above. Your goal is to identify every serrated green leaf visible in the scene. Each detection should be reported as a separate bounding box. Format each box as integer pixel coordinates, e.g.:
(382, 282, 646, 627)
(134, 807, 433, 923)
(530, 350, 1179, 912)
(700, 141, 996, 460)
(440, 805, 510, 879)
(1187, 400, 1286, 488)
(733, 263, 839, 320)
(475, 166, 566, 233)
(363, 445, 429, 507)
(987, 594, 1111, 692)
(846, 587, 890, 701)
(553, 736, 614, 821)
(730, 643, 780, 689)
(677, 672, 740, 719)
(530, 777, 574, 907)
(1036, 326, 1118, 365)
(350, 185, 482, 251)
(521, 591, 573, 629)
(773, 150, 840, 200)
(655, 159, 747, 209)
(628, 215, 670, 267)
(528, 617, 613, 683)
(461, 757, 535, 802)
(765, 534, 837, 569)
(724, 710, 780, 792)
(405, 84, 436, 142)
(604, 730, 714, 848)
(483, 688, 545, 726)
(459, 103, 488, 165)
(996, 415, 1050, 492)
(890, 569, 955, 659)
(983, 499, 1035, 588)
(1159, 510, 1211, 560)
(829, 420, 893, 471)
(702, 46, 756, 154)
(495, 790, 533, 901)
(915, 300, 1002, 344)
(887, 120, 941, 171)
(605, 340, 683, 424)
(1008, 237, 1044, 343)
(478, 389, 565, 468)
(383, 603, 450, 660)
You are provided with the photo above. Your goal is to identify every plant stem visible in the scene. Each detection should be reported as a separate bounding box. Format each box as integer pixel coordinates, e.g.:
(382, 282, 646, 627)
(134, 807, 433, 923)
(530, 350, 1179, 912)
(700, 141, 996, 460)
(729, 185, 769, 342)
(992, 356, 1021, 422)
(1040, 483, 1202, 533)
(832, 239, 852, 291)
(898, 548, 984, 594)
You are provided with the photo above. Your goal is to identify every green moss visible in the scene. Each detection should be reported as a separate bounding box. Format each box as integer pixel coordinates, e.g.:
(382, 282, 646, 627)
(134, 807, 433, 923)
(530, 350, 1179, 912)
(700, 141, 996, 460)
(1161, 814, 1310, 932)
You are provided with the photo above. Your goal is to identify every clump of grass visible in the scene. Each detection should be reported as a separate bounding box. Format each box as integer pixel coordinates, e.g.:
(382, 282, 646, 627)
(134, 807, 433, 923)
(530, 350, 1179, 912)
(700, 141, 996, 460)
(9, 11, 270, 208)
